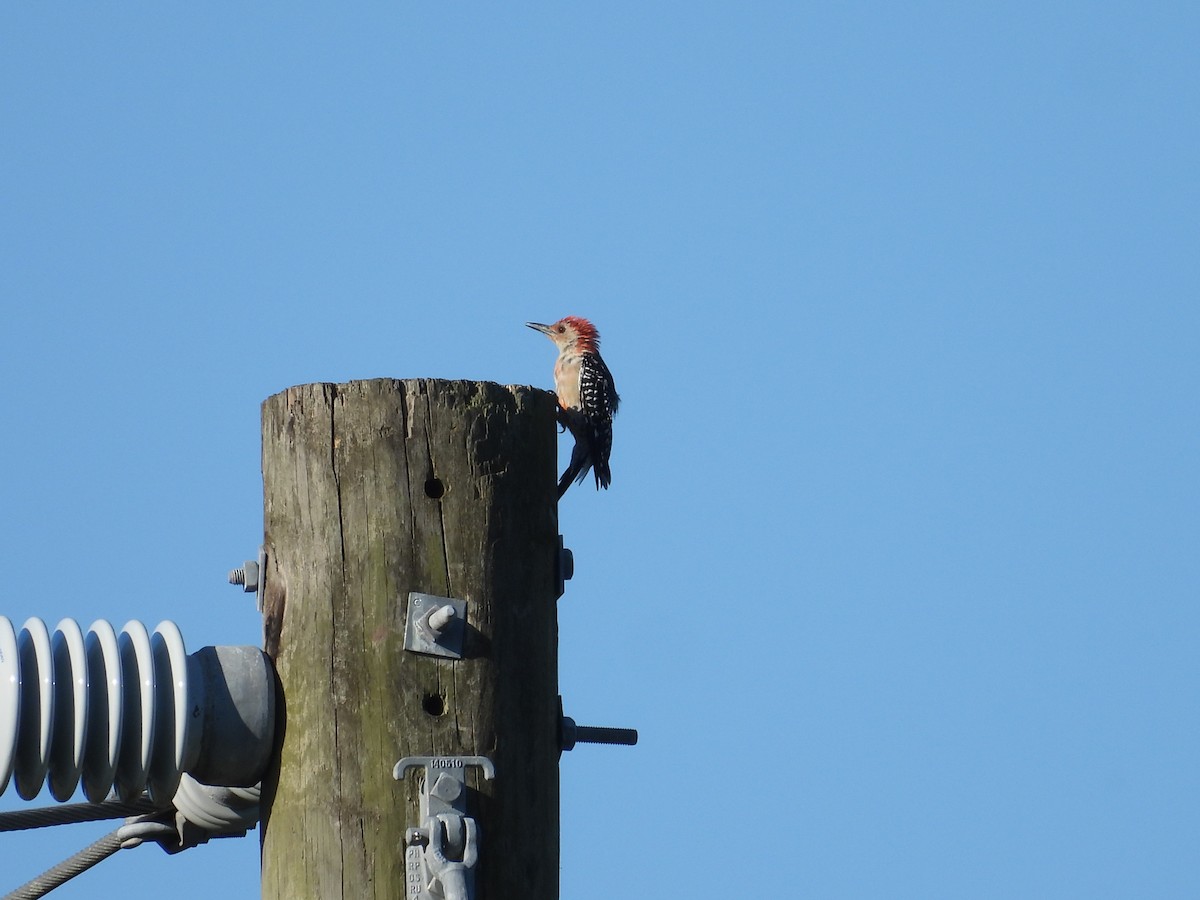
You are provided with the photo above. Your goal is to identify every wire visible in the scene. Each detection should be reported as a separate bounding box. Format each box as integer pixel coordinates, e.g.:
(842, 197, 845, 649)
(3, 827, 123, 900)
(2, 814, 178, 900)
(0, 799, 162, 833)
(0, 779, 260, 896)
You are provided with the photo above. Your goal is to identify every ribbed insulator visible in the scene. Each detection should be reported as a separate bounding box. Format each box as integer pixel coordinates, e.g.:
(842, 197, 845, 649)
(0, 617, 201, 805)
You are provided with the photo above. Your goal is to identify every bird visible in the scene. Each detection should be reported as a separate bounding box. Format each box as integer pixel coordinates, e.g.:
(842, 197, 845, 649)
(526, 317, 620, 498)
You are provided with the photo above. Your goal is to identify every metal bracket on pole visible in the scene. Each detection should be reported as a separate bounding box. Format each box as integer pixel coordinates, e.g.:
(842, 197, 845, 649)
(392, 755, 495, 900)
(403, 593, 468, 659)
(556, 534, 573, 599)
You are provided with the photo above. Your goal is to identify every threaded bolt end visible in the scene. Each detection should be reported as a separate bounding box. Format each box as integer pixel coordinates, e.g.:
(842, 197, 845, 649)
(573, 726, 638, 747)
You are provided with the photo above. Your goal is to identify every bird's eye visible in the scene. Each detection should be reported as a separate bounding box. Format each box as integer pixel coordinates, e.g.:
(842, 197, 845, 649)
(556, 325, 565, 333)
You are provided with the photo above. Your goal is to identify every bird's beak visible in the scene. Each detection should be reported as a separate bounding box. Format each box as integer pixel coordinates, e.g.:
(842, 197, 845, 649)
(526, 322, 552, 336)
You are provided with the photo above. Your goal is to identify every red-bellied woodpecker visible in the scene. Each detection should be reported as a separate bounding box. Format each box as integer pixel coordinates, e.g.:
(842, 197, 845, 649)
(527, 316, 620, 499)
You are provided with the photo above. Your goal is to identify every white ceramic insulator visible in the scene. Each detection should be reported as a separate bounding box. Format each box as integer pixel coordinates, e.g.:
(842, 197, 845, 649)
(0, 616, 200, 805)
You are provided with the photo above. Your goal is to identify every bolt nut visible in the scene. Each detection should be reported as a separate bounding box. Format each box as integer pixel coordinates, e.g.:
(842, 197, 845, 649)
(429, 773, 462, 803)
(229, 560, 259, 593)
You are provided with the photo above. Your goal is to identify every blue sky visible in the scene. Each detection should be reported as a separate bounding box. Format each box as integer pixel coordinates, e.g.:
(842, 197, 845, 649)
(1, 3, 1197, 897)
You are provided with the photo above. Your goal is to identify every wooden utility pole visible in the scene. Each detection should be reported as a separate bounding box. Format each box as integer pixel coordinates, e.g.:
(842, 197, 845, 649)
(258, 378, 561, 899)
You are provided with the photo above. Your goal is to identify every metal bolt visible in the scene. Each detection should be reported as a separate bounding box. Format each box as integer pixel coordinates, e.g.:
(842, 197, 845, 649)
(228, 548, 267, 612)
(429, 773, 462, 803)
(559, 715, 638, 752)
(426, 605, 457, 635)
(573, 725, 639, 746)
(228, 559, 259, 593)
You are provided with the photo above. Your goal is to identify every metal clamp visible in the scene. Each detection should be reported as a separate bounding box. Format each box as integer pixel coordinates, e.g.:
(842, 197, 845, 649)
(393, 756, 495, 900)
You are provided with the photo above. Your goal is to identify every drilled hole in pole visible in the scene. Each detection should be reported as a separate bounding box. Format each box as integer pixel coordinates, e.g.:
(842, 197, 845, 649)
(424, 477, 445, 499)
(422, 694, 446, 717)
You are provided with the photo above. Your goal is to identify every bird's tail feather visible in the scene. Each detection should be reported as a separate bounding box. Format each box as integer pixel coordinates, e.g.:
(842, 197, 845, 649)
(557, 433, 594, 498)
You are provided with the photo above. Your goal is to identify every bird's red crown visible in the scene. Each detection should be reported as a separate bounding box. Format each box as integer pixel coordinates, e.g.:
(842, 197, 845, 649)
(558, 316, 600, 351)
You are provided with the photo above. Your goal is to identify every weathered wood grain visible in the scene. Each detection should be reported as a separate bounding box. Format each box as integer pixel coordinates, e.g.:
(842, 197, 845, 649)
(259, 378, 561, 899)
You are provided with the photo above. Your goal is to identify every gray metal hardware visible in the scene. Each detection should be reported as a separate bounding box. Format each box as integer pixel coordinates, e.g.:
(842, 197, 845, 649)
(556, 534, 574, 598)
(404, 593, 468, 659)
(393, 756, 495, 900)
(558, 698, 638, 752)
(228, 546, 267, 611)
(560, 718, 639, 750)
